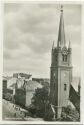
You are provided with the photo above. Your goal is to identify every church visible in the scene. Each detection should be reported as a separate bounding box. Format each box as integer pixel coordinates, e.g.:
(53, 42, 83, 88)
(50, 6, 72, 119)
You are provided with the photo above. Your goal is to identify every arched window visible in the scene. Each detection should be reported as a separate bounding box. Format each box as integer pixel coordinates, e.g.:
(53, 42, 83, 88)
(65, 55, 67, 61)
(62, 55, 67, 62)
(62, 55, 65, 61)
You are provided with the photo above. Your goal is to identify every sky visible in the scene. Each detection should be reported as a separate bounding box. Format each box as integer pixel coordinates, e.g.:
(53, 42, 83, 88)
(3, 3, 81, 78)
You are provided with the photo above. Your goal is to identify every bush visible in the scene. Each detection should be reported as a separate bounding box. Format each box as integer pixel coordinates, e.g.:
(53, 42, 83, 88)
(31, 86, 49, 117)
(4, 93, 13, 101)
(61, 105, 80, 121)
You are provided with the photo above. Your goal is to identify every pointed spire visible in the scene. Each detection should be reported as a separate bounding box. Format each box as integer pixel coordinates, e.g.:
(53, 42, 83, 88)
(52, 41, 54, 49)
(78, 78, 80, 94)
(68, 40, 71, 48)
(78, 78, 81, 87)
(68, 39, 72, 53)
(61, 5, 63, 12)
(57, 5, 66, 48)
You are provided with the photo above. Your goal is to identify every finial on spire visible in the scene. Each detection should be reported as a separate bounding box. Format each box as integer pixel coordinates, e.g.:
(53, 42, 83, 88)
(68, 39, 71, 48)
(52, 41, 54, 49)
(79, 78, 81, 86)
(61, 5, 63, 12)
(78, 78, 80, 94)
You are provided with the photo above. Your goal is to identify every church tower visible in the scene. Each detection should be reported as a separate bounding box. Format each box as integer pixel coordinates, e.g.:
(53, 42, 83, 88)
(50, 6, 72, 118)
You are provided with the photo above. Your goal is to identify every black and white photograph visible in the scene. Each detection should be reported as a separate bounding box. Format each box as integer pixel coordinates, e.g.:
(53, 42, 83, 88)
(3, 2, 81, 122)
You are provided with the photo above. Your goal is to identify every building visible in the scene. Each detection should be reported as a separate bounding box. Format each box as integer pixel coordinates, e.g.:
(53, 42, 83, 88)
(3, 77, 15, 101)
(32, 78, 50, 87)
(50, 6, 72, 118)
(13, 73, 32, 80)
(25, 80, 42, 107)
(3, 78, 7, 98)
(14, 80, 42, 107)
(3, 73, 32, 96)
(71, 77, 80, 93)
(14, 81, 26, 107)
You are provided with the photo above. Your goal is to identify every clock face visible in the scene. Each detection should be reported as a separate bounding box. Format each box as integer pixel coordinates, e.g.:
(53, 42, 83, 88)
(62, 47, 67, 55)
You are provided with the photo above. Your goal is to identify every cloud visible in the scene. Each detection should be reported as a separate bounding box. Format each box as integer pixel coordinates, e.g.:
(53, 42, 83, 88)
(4, 3, 22, 13)
(3, 3, 81, 77)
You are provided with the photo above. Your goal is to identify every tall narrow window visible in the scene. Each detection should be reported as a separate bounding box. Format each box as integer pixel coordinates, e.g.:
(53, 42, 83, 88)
(62, 55, 65, 61)
(65, 55, 67, 61)
(62, 55, 67, 62)
(64, 84, 67, 91)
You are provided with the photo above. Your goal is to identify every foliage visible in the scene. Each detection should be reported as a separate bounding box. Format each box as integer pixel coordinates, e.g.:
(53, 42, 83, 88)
(31, 86, 49, 117)
(3, 93, 13, 101)
(61, 105, 80, 121)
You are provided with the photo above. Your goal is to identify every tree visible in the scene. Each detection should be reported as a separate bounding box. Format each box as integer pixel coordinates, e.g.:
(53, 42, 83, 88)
(31, 86, 49, 117)
(4, 93, 13, 101)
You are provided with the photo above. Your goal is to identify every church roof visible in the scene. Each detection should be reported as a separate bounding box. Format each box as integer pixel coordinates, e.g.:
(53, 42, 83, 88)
(71, 77, 80, 92)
